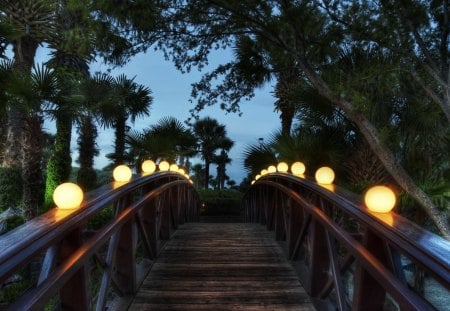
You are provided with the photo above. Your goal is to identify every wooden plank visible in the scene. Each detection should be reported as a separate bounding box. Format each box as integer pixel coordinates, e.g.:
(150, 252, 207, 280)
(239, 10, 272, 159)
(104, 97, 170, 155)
(128, 223, 314, 310)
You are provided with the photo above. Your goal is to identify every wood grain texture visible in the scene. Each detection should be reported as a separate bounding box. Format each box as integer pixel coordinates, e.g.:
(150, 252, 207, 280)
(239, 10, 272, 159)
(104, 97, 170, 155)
(128, 223, 314, 311)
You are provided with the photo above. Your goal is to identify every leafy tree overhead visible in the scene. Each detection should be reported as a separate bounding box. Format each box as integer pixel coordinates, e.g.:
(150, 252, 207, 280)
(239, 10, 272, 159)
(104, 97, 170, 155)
(157, 0, 450, 237)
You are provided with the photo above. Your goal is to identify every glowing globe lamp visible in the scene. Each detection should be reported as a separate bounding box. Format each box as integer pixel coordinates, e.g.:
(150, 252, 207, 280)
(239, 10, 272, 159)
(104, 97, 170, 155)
(291, 161, 306, 175)
(267, 165, 277, 173)
(261, 169, 268, 176)
(113, 165, 132, 182)
(315, 166, 335, 185)
(277, 162, 289, 173)
(365, 186, 396, 213)
(141, 160, 156, 174)
(178, 168, 185, 175)
(170, 164, 179, 172)
(159, 161, 170, 171)
(53, 183, 84, 209)
(251, 180, 255, 185)
(255, 174, 261, 181)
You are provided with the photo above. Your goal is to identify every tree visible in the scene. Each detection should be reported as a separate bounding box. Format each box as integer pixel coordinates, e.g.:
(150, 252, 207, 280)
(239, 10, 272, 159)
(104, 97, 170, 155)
(126, 116, 197, 170)
(157, 0, 450, 237)
(0, 0, 56, 168)
(192, 117, 233, 189)
(103, 74, 152, 166)
(5, 64, 58, 219)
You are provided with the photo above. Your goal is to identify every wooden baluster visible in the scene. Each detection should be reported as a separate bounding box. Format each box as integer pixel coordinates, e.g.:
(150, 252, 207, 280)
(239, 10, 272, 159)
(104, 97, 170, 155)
(114, 195, 137, 295)
(171, 186, 180, 229)
(139, 199, 159, 259)
(274, 191, 284, 241)
(160, 191, 172, 240)
(352, 228, 390, 311)
(59, 227, 90, 310)
(178, 185, 186, 225)
(287, 203, 303, 258)
(309, 218, 330, 296)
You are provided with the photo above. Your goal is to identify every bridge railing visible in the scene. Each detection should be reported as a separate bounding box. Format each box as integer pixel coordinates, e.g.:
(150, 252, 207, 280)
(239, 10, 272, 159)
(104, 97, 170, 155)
(243, 173, 450, 311)
(0, 172, 199, 310)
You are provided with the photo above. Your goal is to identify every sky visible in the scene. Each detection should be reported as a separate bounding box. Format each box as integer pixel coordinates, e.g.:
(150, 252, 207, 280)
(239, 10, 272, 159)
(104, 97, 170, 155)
(35, 46, 281, 184)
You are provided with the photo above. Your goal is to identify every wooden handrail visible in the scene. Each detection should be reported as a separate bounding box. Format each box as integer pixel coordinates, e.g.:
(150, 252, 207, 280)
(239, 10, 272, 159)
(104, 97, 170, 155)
(243, 173, 450, 311)
(0, 172, 199, 310)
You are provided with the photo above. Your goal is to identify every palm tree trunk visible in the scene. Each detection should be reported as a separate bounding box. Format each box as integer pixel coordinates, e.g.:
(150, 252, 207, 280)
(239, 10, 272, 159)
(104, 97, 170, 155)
(44, 111, 73, 210)
(299, 59, 450, 238)
(114, 116, 127, 165)
(3, 36, 38, 168)
(204, 160, 210, 189)
(77, 115, 98, 191)
(21, 114, 44, 220)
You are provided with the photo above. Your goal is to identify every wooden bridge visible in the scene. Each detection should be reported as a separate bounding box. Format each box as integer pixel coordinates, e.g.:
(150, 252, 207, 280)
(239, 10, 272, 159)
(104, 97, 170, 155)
(0, 171, 449, 310)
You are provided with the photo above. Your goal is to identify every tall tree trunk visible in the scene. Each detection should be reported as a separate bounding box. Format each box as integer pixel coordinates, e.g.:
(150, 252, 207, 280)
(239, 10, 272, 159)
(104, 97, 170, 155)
(279, 101, 295, 136)
(44, 111, 73, 210)
(21, 114, 44, 220)
(204, 160, 210, 189)
(3, 36, 38, 168)
(77, 115, 98, 191)
(114, 116, 127, 165)
(298, 58, 450, 238)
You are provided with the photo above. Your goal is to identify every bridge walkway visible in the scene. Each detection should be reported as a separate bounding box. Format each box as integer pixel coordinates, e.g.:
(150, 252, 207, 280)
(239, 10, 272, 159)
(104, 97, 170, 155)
(128, 222, 315, 310)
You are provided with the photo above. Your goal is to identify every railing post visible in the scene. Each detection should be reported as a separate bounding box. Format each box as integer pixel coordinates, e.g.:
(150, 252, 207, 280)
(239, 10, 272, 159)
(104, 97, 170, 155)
(59, 227, 90, 310)
(160, 191, 172, 240)
(352, 229, 390, 311)
(309, 218, 330, 296)
(274, 191, 284, 241)
(287, 201, 303, 258)
(114, 195, 137, 295)
(139, 199, 159, 259)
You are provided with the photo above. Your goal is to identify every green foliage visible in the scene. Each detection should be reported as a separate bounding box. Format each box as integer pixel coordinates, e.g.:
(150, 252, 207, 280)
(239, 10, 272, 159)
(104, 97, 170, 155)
(198, 189, 242, 216)
(87, 205, 114, 230)
(6, 215, 25, 231)
(0, 274, 33, 304)
(0, 167, 22, 211)
(77, 167, 97, 192)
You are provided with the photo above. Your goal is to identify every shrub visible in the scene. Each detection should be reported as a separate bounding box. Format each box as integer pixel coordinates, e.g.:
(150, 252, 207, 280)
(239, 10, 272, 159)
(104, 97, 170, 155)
(198, 189, 243, 216)
(0, 167, 22, 212)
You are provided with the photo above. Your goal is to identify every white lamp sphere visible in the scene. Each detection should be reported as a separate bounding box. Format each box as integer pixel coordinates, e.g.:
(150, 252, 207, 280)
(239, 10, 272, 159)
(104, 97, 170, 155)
(260, 169, 268, 176)
(113, 165, 132, 182)
(178, 168, 185, 175)
(267, 165, 277, 173)
(159, 161, 170, 171)
(53, 183, 84, 209)
(141, 160, 156, 174)
(365, 186, 396, 213)
(291, 162, 306, 175)
(315, 166, 335, 184)
(255, 174, 261, 180)
(277, 162, 289, 173)
(169, 164, 179, 172)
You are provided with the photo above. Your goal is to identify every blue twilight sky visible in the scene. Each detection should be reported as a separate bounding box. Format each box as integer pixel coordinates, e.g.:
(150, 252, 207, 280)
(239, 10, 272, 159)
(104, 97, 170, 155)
(33, 46, 280, 183)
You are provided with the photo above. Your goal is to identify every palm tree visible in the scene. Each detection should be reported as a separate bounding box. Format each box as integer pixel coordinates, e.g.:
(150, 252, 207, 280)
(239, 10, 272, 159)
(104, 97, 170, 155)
(192, 117, 233, 189)
(75, 73, 114, 191)
(213, 149, 232, 190)
(126, 116, 197, 170)
(6, 64, 58, 219)
(0, 0, 56, 168)
(102, 74, 152, 166)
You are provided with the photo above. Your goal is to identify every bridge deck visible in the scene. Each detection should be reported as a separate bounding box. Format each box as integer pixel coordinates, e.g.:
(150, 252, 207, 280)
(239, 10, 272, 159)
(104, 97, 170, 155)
(128, 222, 314, 310)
